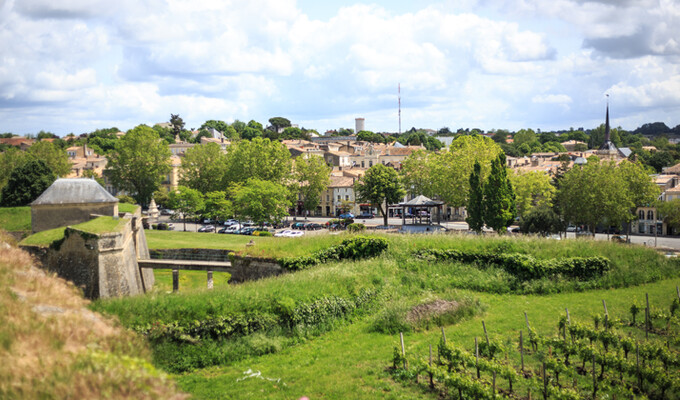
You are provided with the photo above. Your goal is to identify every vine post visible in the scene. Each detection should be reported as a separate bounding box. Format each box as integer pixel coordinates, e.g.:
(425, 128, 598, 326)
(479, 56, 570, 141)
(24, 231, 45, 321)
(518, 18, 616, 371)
(429, 344, 434, 389)
(520, 330, 524, 372)
(475, 337, 480, 378)
(399, 332, 406, 370)
(482, 320, 490, 347)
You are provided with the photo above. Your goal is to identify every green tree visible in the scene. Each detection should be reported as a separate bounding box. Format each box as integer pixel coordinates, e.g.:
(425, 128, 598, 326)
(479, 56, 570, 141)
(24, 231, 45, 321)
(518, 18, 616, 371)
(224, 138, 292, 187)
(656, 199, 680, 234)
(200, 120, 230, 135)
(519, 205, 564, 235)
(483, 153, 516, 234)
(170, 114, 185, 137)
(82, 169, 105, 187)
(508, 170, 555, 218)
(465, 161, 484, 232)
(0, 147, 30, 192)
(168, 186, 204, 231)
(0, 160, 56, 207)
(268, 117, 291, 132)
(400, 150, 438, 199)
(513, 129, 538, 148)
(202, 191, 232, 229)
(293, 155, 331, 215)
(355, 164, 405, 226)
(106, 125, 172, 206)
(558, 157, 632, 234)
(231, 179, 291, 226)
(27, 141, 72, 177)
(357, 130, 385, 143)
(588, 124, 622, 148)
(281, 127, 311, 141)
(153, 189, 170, 209)
(438, 135, 503, 207)
(179, 142, 228, 193)
(87, 128, 119, 154)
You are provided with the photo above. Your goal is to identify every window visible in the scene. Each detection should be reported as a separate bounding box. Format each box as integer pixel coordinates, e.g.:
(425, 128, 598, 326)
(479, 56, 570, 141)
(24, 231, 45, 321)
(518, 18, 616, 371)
(639, 210, 645, 220)
(369, 161, 373, 167)
(337, 195, 341, 201)
(326, 195, 329, 202)
(647, 210, 654, 220)
(361, 161, 365, 168)
(345, 195, 349, 201)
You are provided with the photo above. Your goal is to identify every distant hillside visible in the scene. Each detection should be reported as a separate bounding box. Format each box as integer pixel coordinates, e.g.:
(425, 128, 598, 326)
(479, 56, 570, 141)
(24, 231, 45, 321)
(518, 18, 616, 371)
(0, 232, 186, 399)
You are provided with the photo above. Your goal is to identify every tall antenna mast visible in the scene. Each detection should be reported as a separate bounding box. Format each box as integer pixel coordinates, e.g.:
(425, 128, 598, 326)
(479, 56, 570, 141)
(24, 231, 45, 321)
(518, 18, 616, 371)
(398, 83, 401, 134)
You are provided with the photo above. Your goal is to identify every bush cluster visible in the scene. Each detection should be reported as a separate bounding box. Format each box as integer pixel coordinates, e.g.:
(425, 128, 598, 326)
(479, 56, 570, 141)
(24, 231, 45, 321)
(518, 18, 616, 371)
(136, 288, 379, 345)
(414, 248, 610, 281)
(347, 223, 366, 232)
(279, 236, 388, 271)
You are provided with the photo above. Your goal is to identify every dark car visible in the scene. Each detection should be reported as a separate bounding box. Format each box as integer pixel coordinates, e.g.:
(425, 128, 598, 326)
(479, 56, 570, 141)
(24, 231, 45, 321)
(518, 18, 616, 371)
(304, 223, 322, 230)
(240, 227, 256, 235)
(611, 235, 628, 243)
(292, 222, 306, 230)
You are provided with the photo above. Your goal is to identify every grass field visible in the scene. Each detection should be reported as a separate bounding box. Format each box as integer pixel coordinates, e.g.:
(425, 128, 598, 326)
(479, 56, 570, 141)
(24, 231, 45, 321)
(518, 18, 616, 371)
(90, 232, 680, 399)
(20, 216, 128, 246)
(0, 206, 30, 232)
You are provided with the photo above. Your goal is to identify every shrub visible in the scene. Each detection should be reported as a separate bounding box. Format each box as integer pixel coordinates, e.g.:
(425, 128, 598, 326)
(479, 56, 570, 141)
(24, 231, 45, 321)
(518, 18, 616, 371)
(116, 194, 136, 204)
(279, 236, 389, 271)
(347, 223, 366, 232)
(253, 230, 272, 237)
(414, 248, 610, 281)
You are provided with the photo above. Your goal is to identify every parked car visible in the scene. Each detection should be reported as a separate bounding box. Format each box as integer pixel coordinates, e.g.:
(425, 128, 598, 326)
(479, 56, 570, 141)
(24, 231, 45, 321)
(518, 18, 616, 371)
(274, 229, 293, 237)
(160, 208, 172, 216)
(566, 225, 577, 232)
(287, 230, 305, 237)
(359, 211, 374, 219)
(292, 222, 306, 230)
(240, 227, 256, 235)
(156, 222, 174, 231)
(339, 213, 354, 219)
(198, 225, 215, 233)
(224, 224, 241, 234)
(611, 235, 628, 243)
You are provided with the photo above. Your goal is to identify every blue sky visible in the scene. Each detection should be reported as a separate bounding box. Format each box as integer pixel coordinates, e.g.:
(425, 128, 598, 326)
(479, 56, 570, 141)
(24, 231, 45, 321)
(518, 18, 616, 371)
(0, 0, 679, 135)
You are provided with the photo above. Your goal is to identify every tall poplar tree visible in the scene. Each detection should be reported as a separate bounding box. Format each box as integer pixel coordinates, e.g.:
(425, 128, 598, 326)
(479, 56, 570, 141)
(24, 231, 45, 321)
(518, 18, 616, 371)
(466, 161, 484, 232)
(483, 153, 516, 234)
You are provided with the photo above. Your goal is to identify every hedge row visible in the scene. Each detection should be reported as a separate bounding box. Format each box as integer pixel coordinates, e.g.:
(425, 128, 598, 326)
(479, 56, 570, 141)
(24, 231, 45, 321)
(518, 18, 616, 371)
(414, 248, 610, 281)
(279, 236, 389, 271)
(135, 288, 379, 344)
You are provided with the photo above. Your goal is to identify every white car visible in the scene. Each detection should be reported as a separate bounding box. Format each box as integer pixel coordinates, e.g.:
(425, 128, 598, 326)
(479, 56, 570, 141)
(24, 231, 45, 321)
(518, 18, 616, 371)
(275, 230, 293, 237)
(224, 224, 242, 234)
(287, 230, 305, 237)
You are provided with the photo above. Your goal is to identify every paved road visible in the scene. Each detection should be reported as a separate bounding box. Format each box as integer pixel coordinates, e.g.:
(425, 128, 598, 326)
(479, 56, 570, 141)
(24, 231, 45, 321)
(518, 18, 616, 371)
(148, 215, 680, 252)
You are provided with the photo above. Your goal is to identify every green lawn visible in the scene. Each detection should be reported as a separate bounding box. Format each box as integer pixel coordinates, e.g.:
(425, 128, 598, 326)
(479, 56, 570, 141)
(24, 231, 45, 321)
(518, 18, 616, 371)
(119, 203, 139, 213)
(90, 233, 680, 399)
(20, 216, 128, 247)
(0, 206, 31, 232)
(175, 279, 680, 400)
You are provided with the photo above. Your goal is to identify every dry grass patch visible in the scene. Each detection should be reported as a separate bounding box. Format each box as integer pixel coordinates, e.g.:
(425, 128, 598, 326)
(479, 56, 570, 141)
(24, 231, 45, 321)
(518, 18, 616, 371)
(0, 240, 186, 399)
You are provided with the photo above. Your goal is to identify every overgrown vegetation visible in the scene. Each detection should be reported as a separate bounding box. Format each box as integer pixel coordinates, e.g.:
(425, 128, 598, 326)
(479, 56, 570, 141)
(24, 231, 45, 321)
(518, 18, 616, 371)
(0, 206, 30, 232)
(91, 233, 680, 387)
(19, 216, 128, 247)
(0, 241, 184, 399)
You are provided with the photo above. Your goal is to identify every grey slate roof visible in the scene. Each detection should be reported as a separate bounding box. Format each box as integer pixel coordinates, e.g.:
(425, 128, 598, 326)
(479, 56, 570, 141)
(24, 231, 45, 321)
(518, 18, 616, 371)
(31, 178, 118, 205)
(398, 195, 444, 207)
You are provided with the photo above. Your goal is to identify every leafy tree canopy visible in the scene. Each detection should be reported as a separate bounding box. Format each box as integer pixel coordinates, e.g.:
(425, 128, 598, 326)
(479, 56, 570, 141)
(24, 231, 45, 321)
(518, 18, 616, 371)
(106, 125, 172, 206)
(292, 155, 331, 213)
(0, 159, 56, 207)
(223, 137, 292, 187)
(179, 142, 228, 193)
(355, 163, 405, 226)
(231, 179, 291, 225)
(509, 170, 555, 218)
(26, 141, 72, 177)
(168, 186, 204, 231)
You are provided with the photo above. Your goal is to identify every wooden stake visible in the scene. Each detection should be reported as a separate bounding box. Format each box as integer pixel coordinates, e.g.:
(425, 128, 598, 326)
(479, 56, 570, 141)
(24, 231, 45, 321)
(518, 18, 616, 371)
(482, 320, 490, 347)
(429, 344, 434, 389)
(475, 337, 480, 378)
(565, 308, 570, 325)
(646, 293, 651, 337)
(400, 332, 407, 370)
(543, 363, 548, 400)
(441, 326, 447, 345)
(593, 352, 597, 399)
(520, 330, 524, 372)
(602, 299, 608, 315)
(172, 269, 179, 292)
(645, 306, 649, 339)
(207, 270, 213, 290)
(525, 311, 530, 329)
(492, 371, 497, 398)
(676, 286, 679, 303)
(636, 342, 641, 388)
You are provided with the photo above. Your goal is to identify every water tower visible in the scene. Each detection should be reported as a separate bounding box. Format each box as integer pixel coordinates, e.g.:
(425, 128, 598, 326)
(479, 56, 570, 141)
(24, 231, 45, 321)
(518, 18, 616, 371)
(355, 117, 365, 133)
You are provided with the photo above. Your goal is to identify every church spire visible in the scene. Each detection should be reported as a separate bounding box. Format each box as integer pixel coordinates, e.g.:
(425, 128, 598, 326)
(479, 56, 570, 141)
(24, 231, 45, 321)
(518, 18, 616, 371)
(604, 94, 610, 143)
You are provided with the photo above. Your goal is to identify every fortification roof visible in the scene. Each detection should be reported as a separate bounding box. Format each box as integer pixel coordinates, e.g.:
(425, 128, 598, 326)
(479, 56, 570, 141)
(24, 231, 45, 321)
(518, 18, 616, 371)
(32, 178, 118, 205)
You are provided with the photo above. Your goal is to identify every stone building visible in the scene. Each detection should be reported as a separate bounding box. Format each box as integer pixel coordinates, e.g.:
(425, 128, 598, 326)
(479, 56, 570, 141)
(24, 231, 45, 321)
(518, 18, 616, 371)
(31, 178, 119, 233)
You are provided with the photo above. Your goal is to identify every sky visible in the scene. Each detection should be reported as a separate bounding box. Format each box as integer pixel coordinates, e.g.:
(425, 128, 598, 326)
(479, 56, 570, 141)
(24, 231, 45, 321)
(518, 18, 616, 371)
(1, 0, 679, 136)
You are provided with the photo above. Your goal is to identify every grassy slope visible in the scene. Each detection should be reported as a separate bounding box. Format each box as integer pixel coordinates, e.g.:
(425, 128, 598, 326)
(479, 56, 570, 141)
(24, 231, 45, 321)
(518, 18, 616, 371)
(0, 239, 185, 399)
(20, 216, 128, 247)
(176, 279, 680, 400)
(119, 203, 138, 213)
(0, 206, 30, 231)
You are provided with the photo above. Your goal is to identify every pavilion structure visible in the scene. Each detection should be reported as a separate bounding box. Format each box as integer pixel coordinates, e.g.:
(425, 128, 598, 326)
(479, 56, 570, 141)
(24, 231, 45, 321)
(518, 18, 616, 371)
(396, 195, 445, 232)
